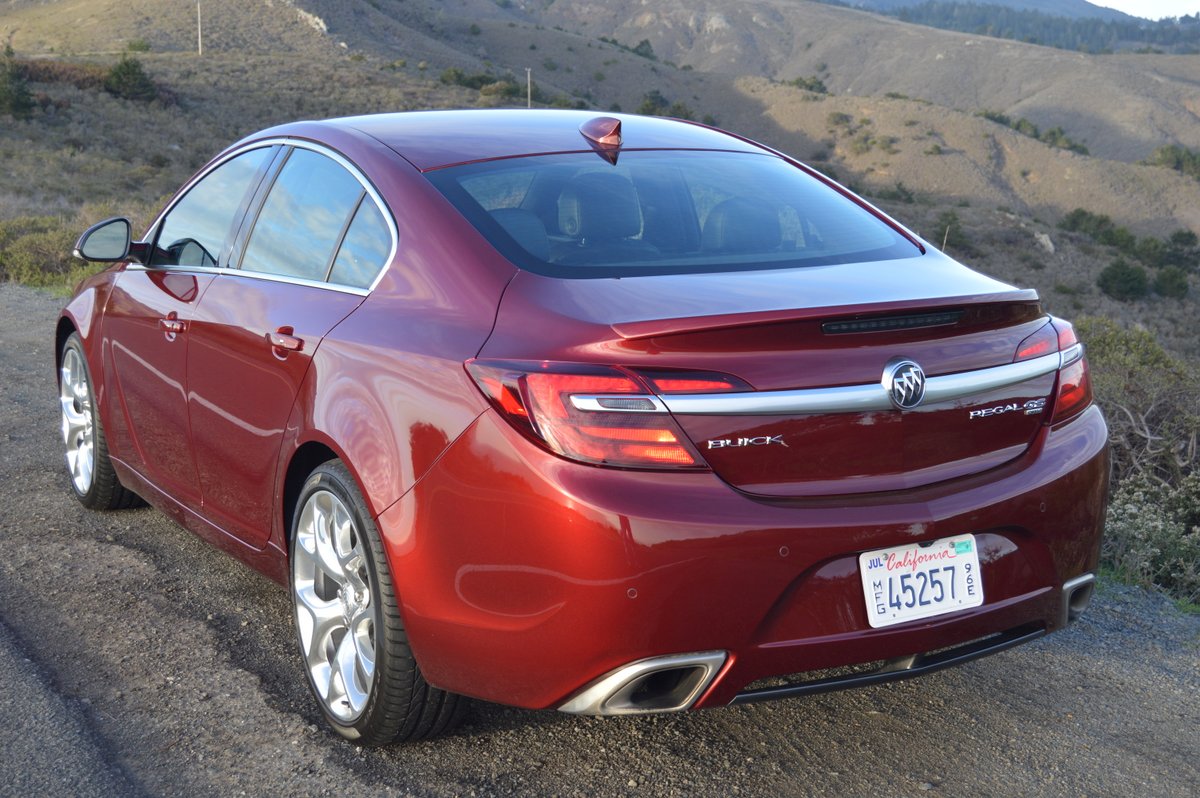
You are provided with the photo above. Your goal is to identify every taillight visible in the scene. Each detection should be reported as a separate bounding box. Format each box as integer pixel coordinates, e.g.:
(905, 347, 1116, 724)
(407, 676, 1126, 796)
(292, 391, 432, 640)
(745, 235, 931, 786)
(1014, 321, 1057, 362)
(1048, 319, 1092, 423)
(466, 360, 745, 469)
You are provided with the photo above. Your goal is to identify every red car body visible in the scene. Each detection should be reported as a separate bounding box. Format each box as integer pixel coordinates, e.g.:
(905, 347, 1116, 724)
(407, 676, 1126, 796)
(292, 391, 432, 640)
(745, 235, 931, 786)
(58, 110, 1108, 722)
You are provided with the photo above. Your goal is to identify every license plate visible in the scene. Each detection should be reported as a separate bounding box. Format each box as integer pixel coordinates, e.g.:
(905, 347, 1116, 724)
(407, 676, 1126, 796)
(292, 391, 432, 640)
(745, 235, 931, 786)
(859, 534, 984, 628)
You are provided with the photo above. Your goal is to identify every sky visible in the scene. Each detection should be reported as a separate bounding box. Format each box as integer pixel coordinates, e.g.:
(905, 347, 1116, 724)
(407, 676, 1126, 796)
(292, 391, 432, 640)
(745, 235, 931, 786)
(1091, 1, 1200, 19)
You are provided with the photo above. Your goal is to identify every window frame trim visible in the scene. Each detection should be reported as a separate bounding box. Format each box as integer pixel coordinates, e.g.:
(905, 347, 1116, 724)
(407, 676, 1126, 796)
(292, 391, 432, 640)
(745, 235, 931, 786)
(133, 138, 399, 296)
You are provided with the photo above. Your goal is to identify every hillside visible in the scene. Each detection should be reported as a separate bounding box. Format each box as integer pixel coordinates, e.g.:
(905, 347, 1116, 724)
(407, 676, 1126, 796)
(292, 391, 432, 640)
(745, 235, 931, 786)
(1, 0, 1198, 358)
(844, 0, 1139, 22)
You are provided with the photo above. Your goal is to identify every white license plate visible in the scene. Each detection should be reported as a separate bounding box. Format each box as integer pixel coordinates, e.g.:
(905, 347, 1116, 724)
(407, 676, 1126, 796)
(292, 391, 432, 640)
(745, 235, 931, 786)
(859, 534, 984, 628)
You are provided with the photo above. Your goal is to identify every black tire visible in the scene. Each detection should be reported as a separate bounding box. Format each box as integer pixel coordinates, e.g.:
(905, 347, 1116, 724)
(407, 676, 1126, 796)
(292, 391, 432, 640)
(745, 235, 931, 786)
(58, 332, 141, 510)
(289, 460, 464, 745)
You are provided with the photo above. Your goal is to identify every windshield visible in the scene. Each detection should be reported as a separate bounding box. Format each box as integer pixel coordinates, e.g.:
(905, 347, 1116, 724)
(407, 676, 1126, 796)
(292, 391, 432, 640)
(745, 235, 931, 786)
(425, 150, 921, 278)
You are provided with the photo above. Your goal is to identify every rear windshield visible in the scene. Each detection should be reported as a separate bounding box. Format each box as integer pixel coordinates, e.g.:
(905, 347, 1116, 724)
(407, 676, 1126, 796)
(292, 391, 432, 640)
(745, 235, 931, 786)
(424, 150, 920, 278)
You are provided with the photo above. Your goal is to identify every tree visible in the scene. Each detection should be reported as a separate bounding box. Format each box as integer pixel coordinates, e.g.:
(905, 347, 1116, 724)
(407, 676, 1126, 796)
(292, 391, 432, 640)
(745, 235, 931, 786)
(104, 55, 157, 102)
(0, 45, 34, 119)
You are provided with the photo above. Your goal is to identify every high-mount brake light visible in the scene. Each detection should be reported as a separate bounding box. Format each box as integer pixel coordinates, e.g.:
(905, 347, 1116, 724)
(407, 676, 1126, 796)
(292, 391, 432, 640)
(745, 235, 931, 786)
(465, 361, 747, 469)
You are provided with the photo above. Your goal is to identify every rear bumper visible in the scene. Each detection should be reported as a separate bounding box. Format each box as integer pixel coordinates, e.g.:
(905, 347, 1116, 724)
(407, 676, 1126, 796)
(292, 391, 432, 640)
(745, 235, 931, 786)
(376, 404, 1109, 711)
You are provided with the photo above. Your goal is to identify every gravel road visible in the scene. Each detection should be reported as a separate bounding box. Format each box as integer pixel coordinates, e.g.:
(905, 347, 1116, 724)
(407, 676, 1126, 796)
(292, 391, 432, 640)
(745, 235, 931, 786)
(0, 282, 1197, 798)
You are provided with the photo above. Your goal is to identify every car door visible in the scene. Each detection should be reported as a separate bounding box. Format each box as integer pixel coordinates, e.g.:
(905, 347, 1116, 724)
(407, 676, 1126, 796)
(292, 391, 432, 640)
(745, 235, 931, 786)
(102, 146, 276, 507)
(185, 145, 393, 548)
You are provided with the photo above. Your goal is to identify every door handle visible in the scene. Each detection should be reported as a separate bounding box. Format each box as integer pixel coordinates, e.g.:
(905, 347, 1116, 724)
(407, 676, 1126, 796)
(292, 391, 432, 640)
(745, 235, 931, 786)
(159, 312, 186, 341)
(268, 326, 304, 356)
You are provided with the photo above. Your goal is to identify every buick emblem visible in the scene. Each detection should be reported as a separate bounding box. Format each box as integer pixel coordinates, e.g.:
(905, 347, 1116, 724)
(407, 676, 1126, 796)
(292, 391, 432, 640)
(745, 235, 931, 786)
(882, 359, 926, 410)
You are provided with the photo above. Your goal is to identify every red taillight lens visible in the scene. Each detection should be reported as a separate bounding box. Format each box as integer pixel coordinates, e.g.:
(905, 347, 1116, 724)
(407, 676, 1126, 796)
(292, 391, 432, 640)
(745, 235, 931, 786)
(1051, 357, 1092, 423)
(1014, 321, 1057, 361)
(466, 360, 743, 469)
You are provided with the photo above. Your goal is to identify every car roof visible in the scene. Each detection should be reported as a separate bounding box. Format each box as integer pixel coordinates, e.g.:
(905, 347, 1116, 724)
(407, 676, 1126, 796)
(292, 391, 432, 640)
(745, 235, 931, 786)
(265, 109, 769, 172)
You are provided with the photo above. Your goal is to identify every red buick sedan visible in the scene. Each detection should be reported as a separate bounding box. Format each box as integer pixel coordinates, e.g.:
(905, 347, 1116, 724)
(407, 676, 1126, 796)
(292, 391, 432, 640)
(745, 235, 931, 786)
(58, 110, 1108, 744)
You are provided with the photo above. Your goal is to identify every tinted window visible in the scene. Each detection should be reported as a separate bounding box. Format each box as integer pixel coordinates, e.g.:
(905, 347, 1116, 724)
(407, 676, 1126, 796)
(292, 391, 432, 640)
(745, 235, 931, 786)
(150, 147, 271, 269)
(241, 148, 364, 282)
(329, 199, 391, 289)
(425, 151, 920, 278)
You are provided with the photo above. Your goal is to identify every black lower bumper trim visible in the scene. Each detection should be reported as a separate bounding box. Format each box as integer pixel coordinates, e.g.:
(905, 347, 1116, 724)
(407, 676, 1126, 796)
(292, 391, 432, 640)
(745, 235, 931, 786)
(730, 623, 1046, 705)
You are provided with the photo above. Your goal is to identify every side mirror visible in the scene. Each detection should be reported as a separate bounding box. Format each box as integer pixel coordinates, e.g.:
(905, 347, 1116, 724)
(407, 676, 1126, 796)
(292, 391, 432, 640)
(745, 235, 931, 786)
(73, 217, 133, 263)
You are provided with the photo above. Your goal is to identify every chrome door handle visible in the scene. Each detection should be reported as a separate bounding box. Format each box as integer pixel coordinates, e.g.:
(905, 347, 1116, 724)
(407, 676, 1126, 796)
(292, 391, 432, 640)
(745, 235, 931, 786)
(268, 327, 304, 354)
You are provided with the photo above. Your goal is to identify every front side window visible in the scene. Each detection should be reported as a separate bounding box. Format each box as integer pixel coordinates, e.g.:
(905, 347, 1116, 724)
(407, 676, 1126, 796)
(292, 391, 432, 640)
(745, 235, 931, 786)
(240, 148, 365, 282)
(425, 150, 921, 278)
(150, 147, 272, 269)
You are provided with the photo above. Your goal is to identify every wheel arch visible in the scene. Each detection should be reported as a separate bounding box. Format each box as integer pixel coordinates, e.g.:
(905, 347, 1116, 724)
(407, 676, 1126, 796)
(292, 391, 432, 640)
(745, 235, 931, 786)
(281, 439, 341, 548)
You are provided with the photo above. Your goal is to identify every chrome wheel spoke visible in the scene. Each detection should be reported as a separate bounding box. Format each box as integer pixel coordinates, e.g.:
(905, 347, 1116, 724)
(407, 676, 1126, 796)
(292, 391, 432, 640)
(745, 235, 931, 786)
(335, 630, 370, 716)
(296, 586, 342, 668)
(59, 348, 95, 494)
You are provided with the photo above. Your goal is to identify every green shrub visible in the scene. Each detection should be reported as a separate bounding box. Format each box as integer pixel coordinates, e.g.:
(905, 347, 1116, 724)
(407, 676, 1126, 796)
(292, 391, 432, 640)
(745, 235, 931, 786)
(826, 111, 852, 127)
(631, 39, 657, 60)
(1103, 475, 1200, 603)
(935, 210, 971, 253)
(126, 38, 151, 52)
(104, 55, 157, 102)
(1154, 266, 1190, 298)
(788, 75, 828, 94)
(636, 89, 669, 116)
(1, 47, 34, 118)
(1097, 258, 1148, 300)
(1075, 316, 1200, 484)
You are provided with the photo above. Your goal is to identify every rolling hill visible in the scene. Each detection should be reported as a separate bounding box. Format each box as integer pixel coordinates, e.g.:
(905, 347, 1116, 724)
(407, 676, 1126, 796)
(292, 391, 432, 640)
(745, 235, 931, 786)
(1, 0, 1198, 352)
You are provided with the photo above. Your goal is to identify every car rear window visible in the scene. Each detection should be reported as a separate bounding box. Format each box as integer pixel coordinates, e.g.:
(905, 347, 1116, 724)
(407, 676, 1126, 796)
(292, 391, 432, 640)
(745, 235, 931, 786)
(425, 150, 920, 278)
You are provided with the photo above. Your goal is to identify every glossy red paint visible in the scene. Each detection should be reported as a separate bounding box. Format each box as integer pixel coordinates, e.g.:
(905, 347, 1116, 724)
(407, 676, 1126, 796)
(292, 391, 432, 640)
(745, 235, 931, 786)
(58, 109, 1109, 725)
(379, 404, 1107, 708)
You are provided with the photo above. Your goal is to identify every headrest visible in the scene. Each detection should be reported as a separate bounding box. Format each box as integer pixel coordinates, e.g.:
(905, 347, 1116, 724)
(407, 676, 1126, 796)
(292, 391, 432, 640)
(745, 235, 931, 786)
(701, 197, 781, 254)
(557, 172, 643, 241)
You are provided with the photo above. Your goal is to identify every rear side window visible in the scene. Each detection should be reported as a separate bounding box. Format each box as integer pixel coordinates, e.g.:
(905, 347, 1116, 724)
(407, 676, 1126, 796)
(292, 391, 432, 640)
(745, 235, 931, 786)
(425, 150, 920, 278)
(241, 149, 365, 282)
(329, 200, 391, 289)
(150, 147, 271, 269)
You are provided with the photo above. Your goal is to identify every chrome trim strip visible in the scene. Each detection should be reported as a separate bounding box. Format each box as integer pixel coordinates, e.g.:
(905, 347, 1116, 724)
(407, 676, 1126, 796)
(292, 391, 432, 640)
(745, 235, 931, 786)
(661, 350, 1066, 416)
(1059, 343, 1084, 368)
(138, 137, 398, 295)
(558, 651, 727, 716)
(123, 263, 371, 297)
(569, 394, 668, 413)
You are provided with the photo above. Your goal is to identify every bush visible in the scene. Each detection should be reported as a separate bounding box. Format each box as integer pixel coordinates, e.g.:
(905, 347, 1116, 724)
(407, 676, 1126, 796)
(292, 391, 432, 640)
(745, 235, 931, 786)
(935, 210, 971, 254)
(788, 75, 828, 94)
(1075, 316, 1200, 484)
(1154, 266, 1190, 298)
(826, 111, 852, 127)
(0, 215, 80, 288)
(1097, 258, 1148, 300)
(1, 47, 34, 118)
(104, 55, 157, 102)
(1103, 476, 1200, 604)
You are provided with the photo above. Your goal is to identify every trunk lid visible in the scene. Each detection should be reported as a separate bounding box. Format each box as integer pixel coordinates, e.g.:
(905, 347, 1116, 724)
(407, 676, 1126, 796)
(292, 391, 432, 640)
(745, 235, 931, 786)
(480, 254, 1056, 497)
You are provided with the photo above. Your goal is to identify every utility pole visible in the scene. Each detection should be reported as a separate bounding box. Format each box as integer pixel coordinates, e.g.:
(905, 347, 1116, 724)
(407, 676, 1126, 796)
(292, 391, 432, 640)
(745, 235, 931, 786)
(525, 67, 531, 109)
(197, 1, 203, 56)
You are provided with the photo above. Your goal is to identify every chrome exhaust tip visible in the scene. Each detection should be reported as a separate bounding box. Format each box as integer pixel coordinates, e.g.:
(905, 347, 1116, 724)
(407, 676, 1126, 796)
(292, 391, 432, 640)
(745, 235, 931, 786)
(1061, 573, 1095, 626)
(558, 651, 727, 716)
